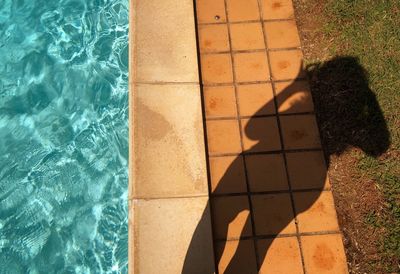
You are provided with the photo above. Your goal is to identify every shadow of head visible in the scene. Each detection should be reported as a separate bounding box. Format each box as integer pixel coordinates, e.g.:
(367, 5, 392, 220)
(307, 56, 390, 158)
(245, 56, 390, 159)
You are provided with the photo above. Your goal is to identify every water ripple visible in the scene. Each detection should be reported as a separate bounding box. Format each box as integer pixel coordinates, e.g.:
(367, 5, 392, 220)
(0, 0, 128, 273)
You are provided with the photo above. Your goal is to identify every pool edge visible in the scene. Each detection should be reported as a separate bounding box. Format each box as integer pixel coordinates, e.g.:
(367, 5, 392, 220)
(128, 0, 215, 273)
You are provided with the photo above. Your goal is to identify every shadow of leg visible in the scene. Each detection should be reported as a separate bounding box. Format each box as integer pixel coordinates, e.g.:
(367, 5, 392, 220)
(181, 202, 215, 274)
(216, 238, 258, 274)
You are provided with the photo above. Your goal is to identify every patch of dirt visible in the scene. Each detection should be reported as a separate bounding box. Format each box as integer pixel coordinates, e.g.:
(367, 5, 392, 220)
(293, 1, 393, 273)
(328, 152, 388, 273)
(292, 0, 332, 62)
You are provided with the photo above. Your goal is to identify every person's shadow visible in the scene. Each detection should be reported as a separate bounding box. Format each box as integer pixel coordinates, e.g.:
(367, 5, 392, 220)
(182, 56, 390, 273)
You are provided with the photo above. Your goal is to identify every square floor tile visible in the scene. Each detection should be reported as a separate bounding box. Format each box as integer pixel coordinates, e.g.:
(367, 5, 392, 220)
(252, 194, 296, 235)
(280, 115, 321, 149)
(132, 197, 215, 273)
(275, 80, 314, 113)
(212, 196, 253, 239)
(237, 84, 275, 117)
(204, 86, 237, 118)
(133, 84, 207, 198)
(226, 0, 260, 22)
(215, 240, 258, 274)
(209, 156, 247, 194)
(257, 237, 303, 274)
(135, 0, 199, 82)
(264, 21, 300, 49)
(234, 52, 270, 82)
(201, 54, 233, 84)
(301, 234, 348, 274)
(199, 24, 230, 53)
(241, 117, 281, 152)
(294, 191, 340, 233)
(230, 23, 265, 51)
(245, 154, 288, 192)
(261, 0, 295, 20)
(197, 0, 226, 23)
(206, 120, 242, 154)
(269, 50, 305, 80)
(286, 151, 330, 190)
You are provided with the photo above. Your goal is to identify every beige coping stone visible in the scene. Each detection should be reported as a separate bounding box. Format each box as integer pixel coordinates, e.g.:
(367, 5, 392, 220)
(133, 0, 199, 83)
(131, 83, 208, 199)
(130, 0, 214, 272)
(130, 197, 215, 274)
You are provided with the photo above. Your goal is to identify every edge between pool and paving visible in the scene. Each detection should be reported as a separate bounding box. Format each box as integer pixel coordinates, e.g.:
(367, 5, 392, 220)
(129, 0, 216, 273)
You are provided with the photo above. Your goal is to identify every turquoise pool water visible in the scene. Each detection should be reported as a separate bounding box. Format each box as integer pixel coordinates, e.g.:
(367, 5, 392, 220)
(0, 0, 128, 273)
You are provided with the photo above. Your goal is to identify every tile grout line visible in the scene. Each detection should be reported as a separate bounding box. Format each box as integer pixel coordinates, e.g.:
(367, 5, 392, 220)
(208, 147, 323, 157)
(210, 188, 332, 198)
(191, 0, 220, 272)
(255, 0, 307, 272)
(221, 0, 262, 268)
(200, 46, 301, 55)
(202, 77, 307, 86)
(199, 17, 296, 26)
(133, 81, 200, 85)
(205, 111, 316, 121)
(214, 230, 343, 242)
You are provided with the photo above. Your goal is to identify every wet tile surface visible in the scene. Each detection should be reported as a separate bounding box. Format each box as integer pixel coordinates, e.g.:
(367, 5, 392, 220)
(133, 84, 208, 198)
(195, 0, 347, 272)
(132, 1, 215, 272)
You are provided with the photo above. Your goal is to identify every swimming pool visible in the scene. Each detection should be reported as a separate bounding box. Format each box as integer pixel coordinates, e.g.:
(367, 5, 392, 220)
(0, 0, 128, 272)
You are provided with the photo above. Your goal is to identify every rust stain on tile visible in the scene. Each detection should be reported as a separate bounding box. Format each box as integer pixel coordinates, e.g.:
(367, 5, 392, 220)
(312, 243, 336, 270)
(272, 2, 282, 9)
(204, 40, 213, 47)
(313, 201, 326, 213)
(290, 129, 306, 140)
(278, 60, 290, 70)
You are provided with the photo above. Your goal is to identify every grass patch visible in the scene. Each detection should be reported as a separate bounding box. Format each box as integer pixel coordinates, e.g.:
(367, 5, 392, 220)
(295, 0, 400, 272)
(325, 0, 400, 270)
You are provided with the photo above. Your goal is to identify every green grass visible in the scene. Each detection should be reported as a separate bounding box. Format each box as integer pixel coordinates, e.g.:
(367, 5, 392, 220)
(320, 0, 400, 271)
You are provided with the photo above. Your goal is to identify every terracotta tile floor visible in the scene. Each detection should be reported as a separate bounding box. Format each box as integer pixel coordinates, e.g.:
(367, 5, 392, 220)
(195, 0, 348, 273)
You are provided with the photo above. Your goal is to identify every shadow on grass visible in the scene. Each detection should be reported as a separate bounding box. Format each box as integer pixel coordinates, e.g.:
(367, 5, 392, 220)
(182, 56, 390, 273)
